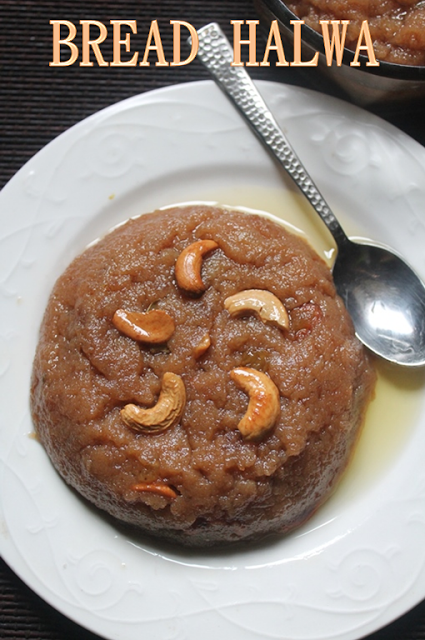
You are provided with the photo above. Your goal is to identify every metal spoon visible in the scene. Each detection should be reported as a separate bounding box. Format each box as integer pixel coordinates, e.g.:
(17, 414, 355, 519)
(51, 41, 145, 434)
(194, 22, 425, 367)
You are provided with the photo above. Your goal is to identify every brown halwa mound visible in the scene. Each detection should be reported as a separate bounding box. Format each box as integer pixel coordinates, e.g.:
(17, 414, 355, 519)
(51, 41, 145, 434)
(31, 206, 375, 547)
(287, 0, 425, 65)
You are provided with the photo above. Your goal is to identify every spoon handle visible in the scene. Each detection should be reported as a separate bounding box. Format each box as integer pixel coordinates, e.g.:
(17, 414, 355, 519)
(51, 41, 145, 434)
(195, 23, 349, 248)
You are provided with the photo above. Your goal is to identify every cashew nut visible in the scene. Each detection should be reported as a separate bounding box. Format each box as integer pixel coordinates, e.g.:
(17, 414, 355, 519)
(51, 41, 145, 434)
(175, 239, 218, 294)
(121, 372, 186, 434)
(230, 367, 280, 441)
(113, 308, 175, 344)
(193, 333, 211, 358)
(224, 289, 289, 331)
(131, 482, 178, 500)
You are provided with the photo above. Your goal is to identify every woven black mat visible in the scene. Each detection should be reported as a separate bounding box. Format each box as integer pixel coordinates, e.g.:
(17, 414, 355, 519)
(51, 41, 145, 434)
(1, 2, 425, 638)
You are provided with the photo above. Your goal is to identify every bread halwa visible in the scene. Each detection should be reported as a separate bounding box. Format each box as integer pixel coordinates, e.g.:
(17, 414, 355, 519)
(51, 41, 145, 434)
(287, 0, 425, 65)
(31, 206, 375, 546)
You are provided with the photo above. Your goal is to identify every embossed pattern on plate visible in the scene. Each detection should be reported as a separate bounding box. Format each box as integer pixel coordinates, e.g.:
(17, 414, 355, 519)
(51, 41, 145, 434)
(1, 80, 425, 640)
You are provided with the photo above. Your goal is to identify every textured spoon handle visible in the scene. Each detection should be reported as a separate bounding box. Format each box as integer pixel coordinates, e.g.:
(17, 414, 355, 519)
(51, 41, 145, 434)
(195, 23, 348, 248)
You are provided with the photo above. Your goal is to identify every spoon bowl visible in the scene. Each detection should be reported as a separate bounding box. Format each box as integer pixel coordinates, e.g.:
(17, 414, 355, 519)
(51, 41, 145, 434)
(333, 240, 425, 366)
(195, 23, 425, 367)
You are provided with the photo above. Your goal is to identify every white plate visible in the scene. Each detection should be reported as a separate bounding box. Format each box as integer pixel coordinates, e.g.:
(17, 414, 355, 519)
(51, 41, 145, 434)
(1, 80, 425, 640)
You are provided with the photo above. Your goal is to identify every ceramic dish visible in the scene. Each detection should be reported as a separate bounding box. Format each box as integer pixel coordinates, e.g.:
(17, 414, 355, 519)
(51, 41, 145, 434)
(1, 80, 425, 640)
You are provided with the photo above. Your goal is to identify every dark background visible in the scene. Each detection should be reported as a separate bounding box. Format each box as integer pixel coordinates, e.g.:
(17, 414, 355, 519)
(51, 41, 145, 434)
(1, 1, 425, 638)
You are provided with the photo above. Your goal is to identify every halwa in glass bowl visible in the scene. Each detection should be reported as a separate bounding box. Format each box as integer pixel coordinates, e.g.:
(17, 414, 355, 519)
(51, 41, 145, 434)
(254, 0, 425, 108)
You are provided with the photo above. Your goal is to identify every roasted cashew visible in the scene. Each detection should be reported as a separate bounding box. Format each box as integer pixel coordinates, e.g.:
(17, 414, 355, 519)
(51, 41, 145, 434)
(131, 482, 178, 500)
(113, 308, 175, 344)
(230, 367, 280, 441)
(175, 239, 218, 294)
(121, 372, 186, 434)
(224, 289, 289, 331)
(193, 333, 211, 358)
